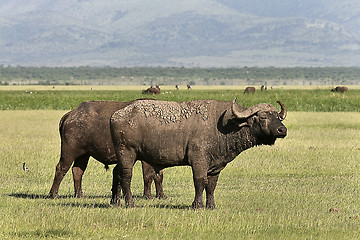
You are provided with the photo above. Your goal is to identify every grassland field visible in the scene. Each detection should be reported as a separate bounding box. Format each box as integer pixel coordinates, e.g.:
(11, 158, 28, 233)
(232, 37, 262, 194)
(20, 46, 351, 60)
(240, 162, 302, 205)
(0, 86, 360, 239)
(0, 85, 359, 112)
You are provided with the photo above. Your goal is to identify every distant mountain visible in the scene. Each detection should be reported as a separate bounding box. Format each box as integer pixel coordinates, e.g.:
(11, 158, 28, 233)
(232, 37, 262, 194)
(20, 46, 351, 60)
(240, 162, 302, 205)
(1, 0, 360, 67)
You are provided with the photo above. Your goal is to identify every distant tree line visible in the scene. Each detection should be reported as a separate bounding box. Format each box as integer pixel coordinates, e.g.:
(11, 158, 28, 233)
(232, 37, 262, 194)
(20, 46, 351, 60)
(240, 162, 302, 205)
(1, 66, 359, 85)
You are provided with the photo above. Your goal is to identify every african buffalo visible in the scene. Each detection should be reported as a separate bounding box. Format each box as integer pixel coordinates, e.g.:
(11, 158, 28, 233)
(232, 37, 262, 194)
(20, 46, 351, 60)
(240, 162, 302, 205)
(244, 86, 256, 93)
(142, 85, 160, 94)
(110, 98, 287, 208)
(331, 86, 348, 92)
(49, 100, 165, 199)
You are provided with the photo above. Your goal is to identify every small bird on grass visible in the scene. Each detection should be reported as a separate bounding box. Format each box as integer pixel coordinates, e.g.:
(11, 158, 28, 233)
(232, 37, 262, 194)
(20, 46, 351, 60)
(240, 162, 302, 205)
(23, 162, 29, 172)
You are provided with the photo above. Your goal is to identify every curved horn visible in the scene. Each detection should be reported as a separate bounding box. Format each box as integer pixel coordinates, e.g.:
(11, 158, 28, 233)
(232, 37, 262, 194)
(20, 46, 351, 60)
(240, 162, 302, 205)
(231, 98, 275, 120)
(276, 101, 287, 121)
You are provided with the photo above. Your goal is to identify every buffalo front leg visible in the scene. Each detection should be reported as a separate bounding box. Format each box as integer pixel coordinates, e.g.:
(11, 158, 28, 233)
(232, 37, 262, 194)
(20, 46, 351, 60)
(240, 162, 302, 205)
(205, 174, 219, 209)
(72, 155, 89, 198)
(191, 162, 208, 209)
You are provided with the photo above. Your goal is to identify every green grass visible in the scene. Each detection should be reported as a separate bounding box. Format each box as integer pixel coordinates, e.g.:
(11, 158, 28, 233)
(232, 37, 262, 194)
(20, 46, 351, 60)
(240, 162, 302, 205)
(0, 87, 359, 111)
(1, 110, 360, 239)
(1, 86, 360, 239)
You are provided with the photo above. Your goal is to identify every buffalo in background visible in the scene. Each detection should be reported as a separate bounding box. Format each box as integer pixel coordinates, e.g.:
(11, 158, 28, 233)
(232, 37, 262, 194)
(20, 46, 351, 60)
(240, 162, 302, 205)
(244, 86, 256, 93)
(110, 98, 287, 209)
(49, 100, 165, 199)
(142, 85, 160, 94)
(331, 86, 348, 92)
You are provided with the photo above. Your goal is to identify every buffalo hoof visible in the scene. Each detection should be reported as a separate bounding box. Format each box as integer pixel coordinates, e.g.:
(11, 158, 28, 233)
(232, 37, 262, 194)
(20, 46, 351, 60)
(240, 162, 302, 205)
(74, 191, 84, 198)
(110, 198, 121, 207)
(125, 199, 135, 208)
(191, 201, 204, 209)
(142, 194, 153, 200)
(125, 202, 135, 208)
(49, 192, 59, 199)
(206, 204, 216, 210)
(156, 194, 167, 199)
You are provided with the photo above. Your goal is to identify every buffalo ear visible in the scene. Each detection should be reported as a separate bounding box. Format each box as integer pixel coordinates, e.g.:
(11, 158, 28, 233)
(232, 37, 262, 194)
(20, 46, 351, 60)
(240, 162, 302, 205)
(221, 109, 233, 126)
(222, 109, 249, 128)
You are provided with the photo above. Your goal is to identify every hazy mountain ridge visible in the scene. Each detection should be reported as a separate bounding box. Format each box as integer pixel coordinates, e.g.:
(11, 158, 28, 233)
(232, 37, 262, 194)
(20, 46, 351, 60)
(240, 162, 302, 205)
(1, 0, 360, 67)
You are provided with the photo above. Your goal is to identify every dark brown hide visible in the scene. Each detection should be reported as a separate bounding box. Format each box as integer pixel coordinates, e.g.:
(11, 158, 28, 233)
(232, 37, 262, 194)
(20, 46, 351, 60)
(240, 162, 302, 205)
(142, 86, 160, 94)
(49, 101, 165, 199)
(331, 86, 348, 92)
(244, 86, 256, 93)
(110, 99, 287, 209)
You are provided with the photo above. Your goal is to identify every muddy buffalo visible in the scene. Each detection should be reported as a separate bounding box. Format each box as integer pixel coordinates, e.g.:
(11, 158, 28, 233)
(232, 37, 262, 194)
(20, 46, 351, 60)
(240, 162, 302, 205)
(244, 86, 256, 93)
(331, 86, 348, 92)
(49, 100, 165, 199)
(110, 98, 287, 208)
(142, 85, 160, 94)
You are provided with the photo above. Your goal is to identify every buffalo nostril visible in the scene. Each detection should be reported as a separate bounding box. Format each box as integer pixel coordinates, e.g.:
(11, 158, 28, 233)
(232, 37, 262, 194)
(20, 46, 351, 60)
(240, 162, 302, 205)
(277, 126, 287, 135)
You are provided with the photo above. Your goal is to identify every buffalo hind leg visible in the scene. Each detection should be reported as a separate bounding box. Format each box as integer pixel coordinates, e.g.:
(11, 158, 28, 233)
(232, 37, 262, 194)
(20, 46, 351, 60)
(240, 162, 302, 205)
(120, 163, 135, 207)
(72, 155, 90, 198)
(111, 164, 122, 206)
(141, 161, 165, 199)
(112, 148, 136, 207)
(141, 161, 153, 199)
(205, 174, 219, 209)
(154, 170, 165, 199)
(49, 153, 75, 198)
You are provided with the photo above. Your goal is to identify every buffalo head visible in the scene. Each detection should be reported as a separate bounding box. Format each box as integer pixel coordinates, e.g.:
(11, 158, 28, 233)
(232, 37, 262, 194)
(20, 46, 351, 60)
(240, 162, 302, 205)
(231, 98, 287, 145)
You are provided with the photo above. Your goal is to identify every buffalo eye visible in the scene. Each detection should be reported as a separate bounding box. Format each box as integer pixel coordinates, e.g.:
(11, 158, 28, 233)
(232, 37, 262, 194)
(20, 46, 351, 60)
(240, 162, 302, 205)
(258, 113, 268, 120)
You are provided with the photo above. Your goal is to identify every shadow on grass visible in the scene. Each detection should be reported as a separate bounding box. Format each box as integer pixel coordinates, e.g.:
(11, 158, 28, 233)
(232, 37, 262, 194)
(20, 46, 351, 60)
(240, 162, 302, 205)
(9, 192, 192, 210)
(54, 202, 113, 209)
(50, 201, 191, 210)
(8, 192, 110, 199)
(150, 203, 191, 210)
(9, 193, 55, 199)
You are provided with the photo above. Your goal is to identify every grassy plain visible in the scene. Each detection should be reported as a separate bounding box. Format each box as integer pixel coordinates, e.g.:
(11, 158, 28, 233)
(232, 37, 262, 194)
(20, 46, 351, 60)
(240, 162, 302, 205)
(0, 85, 359, 112)
(0, 87, 360, 239)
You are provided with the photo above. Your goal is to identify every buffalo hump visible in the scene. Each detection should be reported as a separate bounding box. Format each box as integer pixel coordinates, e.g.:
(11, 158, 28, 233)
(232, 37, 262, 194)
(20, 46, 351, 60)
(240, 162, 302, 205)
(112, 100, 209, 124)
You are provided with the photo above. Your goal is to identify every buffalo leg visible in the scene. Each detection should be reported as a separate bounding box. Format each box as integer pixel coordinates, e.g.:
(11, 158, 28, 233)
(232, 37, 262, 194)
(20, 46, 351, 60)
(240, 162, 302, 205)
(191, 162, 208, 209)
(205, 174, 219, 209)
(49, 153, 75, 198)
(141, 161, 154, 199)
(120, 163, 134, 207)
(72, 155, 90, 198)
(113, 148, 136, 207)
(111, 164, 122, 206)
(141, 161, 166, 199)
(154, 170, 165, 199)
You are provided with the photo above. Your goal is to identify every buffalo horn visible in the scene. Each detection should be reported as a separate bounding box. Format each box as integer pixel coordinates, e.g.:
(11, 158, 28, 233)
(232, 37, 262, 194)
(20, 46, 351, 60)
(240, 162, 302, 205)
(232, 98, 285, 121)
(276, 101, 287, 121)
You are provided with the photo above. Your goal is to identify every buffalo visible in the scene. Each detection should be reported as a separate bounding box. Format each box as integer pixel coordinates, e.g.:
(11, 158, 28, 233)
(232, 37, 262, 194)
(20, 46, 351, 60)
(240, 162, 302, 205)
(331, 86, 348, 92)
(110, 98, 287, 208)
(244, 86, 256, 93)
(142, 85, 160, 94)
(49, 100, 165, 199)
